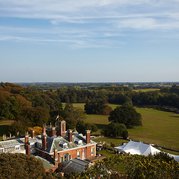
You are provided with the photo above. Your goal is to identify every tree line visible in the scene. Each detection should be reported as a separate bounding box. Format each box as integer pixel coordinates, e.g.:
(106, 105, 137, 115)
(57, 85, 179, 110)
(0, 83, 179, 137)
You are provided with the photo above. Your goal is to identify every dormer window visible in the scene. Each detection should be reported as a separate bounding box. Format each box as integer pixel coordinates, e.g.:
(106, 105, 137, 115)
(59, 142, 68, 149)
(0, 148, 4, 153)
(15, 145, 20, 150)
(63, 143, 68, 148)
(75, 139, 83, 145)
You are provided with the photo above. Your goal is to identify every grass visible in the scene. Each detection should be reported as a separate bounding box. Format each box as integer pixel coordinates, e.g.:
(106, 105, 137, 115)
(97, 149, 115, 157)
(72, 103, 179, 151)
(93, 137, 127, 147)
(85, 115, 109, 135)
(133, 88, 160, 92)
(159, 148, 179, 155)
(128, 107, 179, 151)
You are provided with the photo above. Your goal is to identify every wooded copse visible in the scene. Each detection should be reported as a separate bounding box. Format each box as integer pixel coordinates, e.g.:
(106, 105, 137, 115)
(73, 153, 179, 179)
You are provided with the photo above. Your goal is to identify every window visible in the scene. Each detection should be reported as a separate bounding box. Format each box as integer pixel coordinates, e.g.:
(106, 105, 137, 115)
(0, 148, 4, 153)
(77, 151, 80, 158)
(59, 142, 68, 149)
(75, 139, 83, 145)
(64, 153, 70, 162)
(91, 147, 95, 155)
(63, 143, 68, 148)
(15, 145, 20, 150)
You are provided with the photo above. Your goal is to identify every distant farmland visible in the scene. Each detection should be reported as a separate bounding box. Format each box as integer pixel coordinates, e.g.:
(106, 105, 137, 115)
(72, 103, 179, 151)
(132, 88, 160, 92)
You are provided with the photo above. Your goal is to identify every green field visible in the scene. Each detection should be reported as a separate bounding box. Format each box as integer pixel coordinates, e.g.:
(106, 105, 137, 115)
(1, 103, 179, 151)
(93, 137, 127, 147)
(73, 103, 179, 151)
(133, 88, 160, 92)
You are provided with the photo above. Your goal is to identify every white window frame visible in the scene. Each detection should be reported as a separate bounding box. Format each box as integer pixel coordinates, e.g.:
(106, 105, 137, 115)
(77, 150, 80, 158)
(91, 147, 95, 155)
(15, 145, 20, 150)
(0, 148, 4, 153)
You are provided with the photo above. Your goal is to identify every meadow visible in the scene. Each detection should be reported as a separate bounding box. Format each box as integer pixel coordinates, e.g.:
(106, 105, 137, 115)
(132, 88, 160, 92)
(1, 103, 179, 151)
(73, 103, 179, 151)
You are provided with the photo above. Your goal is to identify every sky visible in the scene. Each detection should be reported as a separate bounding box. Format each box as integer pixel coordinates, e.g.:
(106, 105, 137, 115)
(0, 0, 179, 82)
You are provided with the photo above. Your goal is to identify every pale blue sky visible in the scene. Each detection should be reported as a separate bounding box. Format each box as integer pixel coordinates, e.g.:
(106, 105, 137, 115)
(0, 0, 179, 82)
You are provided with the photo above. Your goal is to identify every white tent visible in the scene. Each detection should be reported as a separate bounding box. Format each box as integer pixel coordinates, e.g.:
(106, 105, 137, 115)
(115, 140, 179, 162)
(169, 154, 179, 162)
(114, 140, 160, 156)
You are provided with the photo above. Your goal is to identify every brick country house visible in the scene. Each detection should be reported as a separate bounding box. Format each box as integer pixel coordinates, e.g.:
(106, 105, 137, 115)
(0, 120, 97, 170)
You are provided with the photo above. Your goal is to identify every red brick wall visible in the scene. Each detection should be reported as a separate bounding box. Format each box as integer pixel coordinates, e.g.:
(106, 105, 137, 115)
(36, 144, 96, 165)
(86, 146, 91, 158)
(58, 148, 78, 160)
(57, 144, 96, 163)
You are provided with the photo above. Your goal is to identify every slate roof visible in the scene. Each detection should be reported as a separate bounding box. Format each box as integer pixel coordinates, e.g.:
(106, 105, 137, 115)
(37, 132, 96, 154)
(62, 158, 90, 174)
(0, 131, 96, 155)
(0, 137, 36, 149)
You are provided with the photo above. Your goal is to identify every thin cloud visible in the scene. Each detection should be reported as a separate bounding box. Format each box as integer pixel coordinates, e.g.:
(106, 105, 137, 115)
(1, 0, 179, 48)
(0, 0, 179, 20)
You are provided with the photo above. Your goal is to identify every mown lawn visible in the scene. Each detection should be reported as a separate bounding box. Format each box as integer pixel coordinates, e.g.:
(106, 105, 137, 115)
(73, 103, 179, 150)
(93, 137, 127, 147)
(97, 149, 116, 157)
(128, 108, 179, 150)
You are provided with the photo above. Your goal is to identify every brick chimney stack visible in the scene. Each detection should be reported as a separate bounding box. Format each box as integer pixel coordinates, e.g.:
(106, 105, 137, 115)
(26, 143, 30, 156)
(50, 127, 56, 137)
(86, 130, 91, 144)
(68, 129, 72, 142)
(30, 130, 35, 139)
(42, 125, 46, 135)
(42, 135, 47, 150)
(60, 120, 66, 137)
(42, 125, 47, 150)
(25, 133, 29, 144)
(25, 132, 30, 156)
